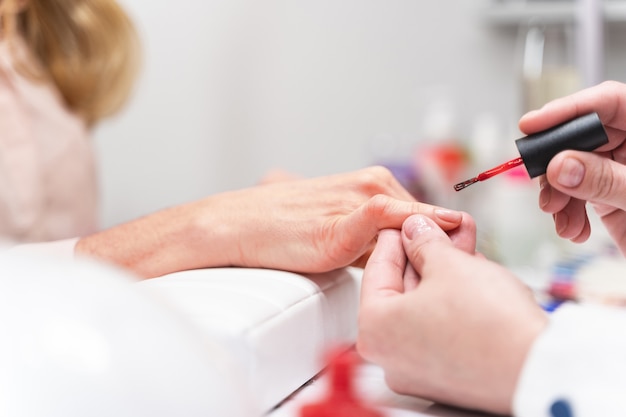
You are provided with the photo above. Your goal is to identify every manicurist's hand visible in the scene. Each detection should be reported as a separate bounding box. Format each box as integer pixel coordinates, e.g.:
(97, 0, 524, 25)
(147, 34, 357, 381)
(75, 166, 463, 278)
(357, 214, 548, 415)
(519, 81, 626, 253)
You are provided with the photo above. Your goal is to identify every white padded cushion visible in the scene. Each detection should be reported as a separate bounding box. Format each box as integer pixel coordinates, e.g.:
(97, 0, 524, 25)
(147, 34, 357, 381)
(137, 267, 362, 412)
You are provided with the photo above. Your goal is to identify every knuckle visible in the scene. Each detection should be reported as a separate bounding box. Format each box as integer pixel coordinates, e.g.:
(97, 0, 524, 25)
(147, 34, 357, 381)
(369, 193, 392, 208)
(359, 165, 398, 191)
(364, 165, 395, 181)
(591, 161, 620, 202)
(600, 80, 621, 91)
(363, 194, 394, 218)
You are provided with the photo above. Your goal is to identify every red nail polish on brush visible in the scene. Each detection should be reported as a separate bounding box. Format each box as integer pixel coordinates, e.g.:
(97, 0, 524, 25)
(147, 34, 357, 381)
(454, 112, 608, 191)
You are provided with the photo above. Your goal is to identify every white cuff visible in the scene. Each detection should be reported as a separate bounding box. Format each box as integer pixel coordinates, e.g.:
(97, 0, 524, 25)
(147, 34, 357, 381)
(514, 302, 626, 417)
(2, 238, 79, 262)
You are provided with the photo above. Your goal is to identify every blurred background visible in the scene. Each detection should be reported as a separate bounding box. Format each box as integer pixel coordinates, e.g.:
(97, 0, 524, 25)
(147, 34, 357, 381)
(94, 0, 626, 273)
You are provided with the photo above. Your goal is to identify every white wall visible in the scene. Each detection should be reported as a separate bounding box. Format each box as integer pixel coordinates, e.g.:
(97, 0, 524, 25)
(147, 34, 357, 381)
(93, 0, 622, 229)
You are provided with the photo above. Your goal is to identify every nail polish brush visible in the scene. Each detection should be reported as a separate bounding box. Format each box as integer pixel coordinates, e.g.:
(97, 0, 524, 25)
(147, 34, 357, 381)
(454, 112, 609, 191)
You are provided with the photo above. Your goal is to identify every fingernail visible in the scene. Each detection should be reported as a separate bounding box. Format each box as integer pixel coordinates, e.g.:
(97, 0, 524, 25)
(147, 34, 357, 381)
(557, 157, 585, 188)
(404, 215, 433, 240)
(434, 209, 462, 223)
(539, 181, 550, 209)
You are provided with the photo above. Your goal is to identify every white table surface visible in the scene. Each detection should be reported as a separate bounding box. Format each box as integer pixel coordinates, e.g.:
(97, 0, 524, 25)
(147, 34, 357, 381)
(268, 362, 492, 417)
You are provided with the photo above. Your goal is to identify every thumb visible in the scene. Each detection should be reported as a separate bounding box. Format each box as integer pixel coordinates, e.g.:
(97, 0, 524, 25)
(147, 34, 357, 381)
(401, 214, 457, 280)
(547, 150, 626, 210)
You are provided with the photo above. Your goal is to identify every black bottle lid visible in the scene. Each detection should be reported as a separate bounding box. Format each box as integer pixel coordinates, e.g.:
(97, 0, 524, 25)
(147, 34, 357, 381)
(515, 112, 609, 178)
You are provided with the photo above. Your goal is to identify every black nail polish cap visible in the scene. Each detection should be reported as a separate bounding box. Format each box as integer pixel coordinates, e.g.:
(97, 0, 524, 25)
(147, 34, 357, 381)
(515, 112, 609, 178)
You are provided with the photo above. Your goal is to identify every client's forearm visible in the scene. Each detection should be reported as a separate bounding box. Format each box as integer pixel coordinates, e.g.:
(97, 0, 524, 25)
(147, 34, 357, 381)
(75, 198, 235, 278)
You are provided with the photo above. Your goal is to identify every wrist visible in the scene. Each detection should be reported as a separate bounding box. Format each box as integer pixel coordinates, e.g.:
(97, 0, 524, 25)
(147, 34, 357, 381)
(75, 198, 239, 278)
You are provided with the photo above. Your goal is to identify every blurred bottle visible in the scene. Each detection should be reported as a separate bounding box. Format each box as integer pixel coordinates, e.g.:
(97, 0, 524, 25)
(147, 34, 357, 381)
(485, 166, 556, 269)
(463, 117, 562, 272)
(412, 96, 468, 208)
(520, 22, 581, 113)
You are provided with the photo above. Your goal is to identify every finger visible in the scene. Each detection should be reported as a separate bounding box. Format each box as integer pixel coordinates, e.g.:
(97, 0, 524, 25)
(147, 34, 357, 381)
(538, 176, 572, 214)
(361, 229, 406, 308)
(610, 138, 626, 164)
(338, 197, 463, 257)
(552, 198, 591, 242)
(519, 81, 626, 135)
(351, 196, 463, 234)
(446, 212, 477, 254)
(546, 150, 626, 212)
(571, 216, 591, 243)
(403, 261, 421, 292)
(400, 214, 458, 280)
(596, 209, 626, 254)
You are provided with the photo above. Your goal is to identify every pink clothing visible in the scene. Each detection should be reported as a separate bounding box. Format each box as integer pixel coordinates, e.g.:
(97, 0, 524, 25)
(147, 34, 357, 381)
(0, 39, 98, 243)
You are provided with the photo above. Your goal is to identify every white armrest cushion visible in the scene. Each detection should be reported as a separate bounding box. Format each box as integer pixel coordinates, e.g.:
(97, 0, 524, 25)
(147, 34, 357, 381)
(138, 267, 362, 412)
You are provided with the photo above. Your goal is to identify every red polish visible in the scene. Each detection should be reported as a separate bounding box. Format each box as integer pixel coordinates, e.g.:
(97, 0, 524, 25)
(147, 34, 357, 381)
(454, 157, 524, 191)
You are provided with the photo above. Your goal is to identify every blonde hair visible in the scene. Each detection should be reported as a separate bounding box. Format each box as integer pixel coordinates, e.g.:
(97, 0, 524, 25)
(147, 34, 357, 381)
(1, 0, 140, 126)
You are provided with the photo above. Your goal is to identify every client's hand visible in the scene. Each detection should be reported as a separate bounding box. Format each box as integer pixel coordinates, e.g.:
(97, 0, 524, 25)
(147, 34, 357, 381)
(76, 166, 464, 278)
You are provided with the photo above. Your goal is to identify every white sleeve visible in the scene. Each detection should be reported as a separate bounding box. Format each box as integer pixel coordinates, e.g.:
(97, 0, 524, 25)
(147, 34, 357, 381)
(1, 238, 78, 262)
(513, 302, 626, 417)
